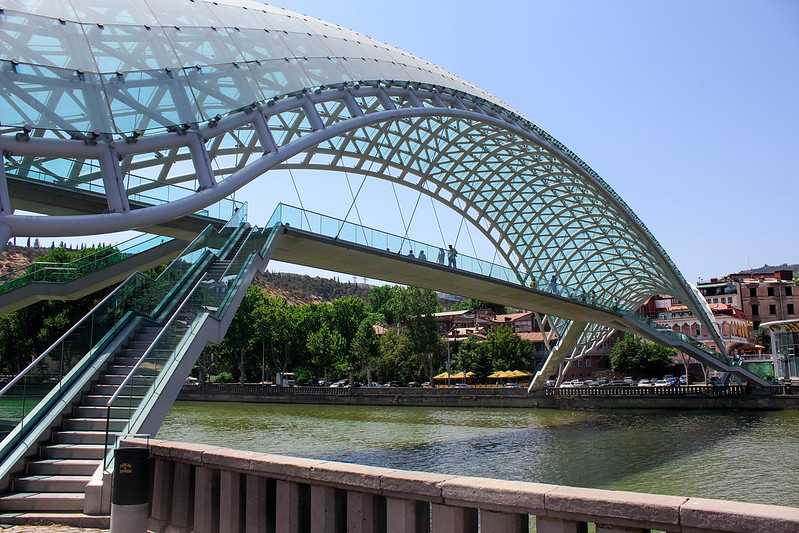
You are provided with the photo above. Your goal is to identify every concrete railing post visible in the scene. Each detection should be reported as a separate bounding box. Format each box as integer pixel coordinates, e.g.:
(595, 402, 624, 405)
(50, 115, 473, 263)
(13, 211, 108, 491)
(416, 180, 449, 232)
(194, 466, 220, 533)
(149, 458, 174, 531)
(276, 480, 306, 533)
(536, 517, 588, 533)
(347, 491, 380, 533)
(311, 485, 343, 533)
(386, 498, 429, 533)
(245, 475, 275, 533)
(480, 510, 529, 533)
(431, 504, 477, 533)
(220, 470, 243, 532)
(169, 462, 195, 532)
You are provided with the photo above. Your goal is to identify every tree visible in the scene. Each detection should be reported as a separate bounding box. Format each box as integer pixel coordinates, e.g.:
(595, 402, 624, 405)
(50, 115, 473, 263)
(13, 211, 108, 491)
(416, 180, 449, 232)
(609, 334, 676, 376)
(451, 298, 506, 314)
(352, 313, 384, 382)
(306, 324, 346, 378)
(481, 326, 536, 372)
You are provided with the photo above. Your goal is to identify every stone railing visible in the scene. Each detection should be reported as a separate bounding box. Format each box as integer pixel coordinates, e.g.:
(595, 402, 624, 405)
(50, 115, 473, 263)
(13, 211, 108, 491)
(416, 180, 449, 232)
(185, 383, 529, 397)
(546, 385, 750, 398)
(129, 438, 799, 533)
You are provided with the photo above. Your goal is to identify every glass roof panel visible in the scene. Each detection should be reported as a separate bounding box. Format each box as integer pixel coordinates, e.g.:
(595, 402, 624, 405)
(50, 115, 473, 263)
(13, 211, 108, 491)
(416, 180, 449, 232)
(143, 0, 222, 28)
(0, 11, 96, 71)
(183, 61, 262, 119)
(0, 0, 77, 21)
(279, 32, 333, 59)
(163, 26, 245, 66)
(84, 24, 181, 72)
(226, 28, 292, 61)
(69, 0, 159, 26)
(248, 57, 310, 99)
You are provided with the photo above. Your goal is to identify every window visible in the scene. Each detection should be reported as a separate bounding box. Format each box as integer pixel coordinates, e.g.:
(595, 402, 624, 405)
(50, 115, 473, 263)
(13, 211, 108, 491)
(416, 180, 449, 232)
(786, 286, 793, 297)
(767, 287, 775, 297)
(789, 304, 795, 315)
(749, 287, 757, 297)
(752, 304, 759, 316)
(695, 328, 701, 337)
(769, 304, 777, 315)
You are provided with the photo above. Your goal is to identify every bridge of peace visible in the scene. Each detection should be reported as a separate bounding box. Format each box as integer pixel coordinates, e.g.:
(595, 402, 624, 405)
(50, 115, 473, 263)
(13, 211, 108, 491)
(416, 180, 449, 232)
(0, 0, 794, 531)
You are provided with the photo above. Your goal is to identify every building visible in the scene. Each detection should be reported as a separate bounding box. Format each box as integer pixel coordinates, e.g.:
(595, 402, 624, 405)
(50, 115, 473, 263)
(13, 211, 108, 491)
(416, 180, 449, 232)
(727, 270, 798, 329)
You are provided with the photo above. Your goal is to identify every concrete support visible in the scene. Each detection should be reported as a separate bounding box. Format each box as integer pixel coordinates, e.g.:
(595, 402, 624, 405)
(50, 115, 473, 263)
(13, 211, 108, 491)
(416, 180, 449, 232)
(535, 517, 588, 533)
(310, 485, 342, 533)
(275, 480, 304, 533)
(431, 504, 477, 533)
(245, 475, 275, 533)
(167, 462, 194, 533)
(386, 498, 428, 533)
(347, 491, 378, 533)
(193, 466, 220, 533)
(219, 470, 243, 532)
(99, 146, 130, 213)
(529, 321, 587, 392)
(0, 161, 12, 215)
(480, 510, 528, 533)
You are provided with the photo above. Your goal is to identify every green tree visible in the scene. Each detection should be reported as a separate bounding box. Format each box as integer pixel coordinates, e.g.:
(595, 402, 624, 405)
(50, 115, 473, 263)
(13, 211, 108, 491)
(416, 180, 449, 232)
(352, 313, 384, 382)
(609, 334, 675, 376)
(482, 326, 535, 371)
(306, 324, 346, 378)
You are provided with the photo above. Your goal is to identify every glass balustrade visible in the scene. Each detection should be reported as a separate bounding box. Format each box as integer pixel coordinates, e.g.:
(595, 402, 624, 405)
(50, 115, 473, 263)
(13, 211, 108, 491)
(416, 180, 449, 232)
(0, 233, 174, 297)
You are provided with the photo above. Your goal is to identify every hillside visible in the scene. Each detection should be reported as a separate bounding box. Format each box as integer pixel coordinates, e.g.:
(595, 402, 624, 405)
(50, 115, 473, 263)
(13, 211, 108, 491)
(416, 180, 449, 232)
(254, 271, 372, 304)
(0, 246, 48, 278)
(738, 263, 798, 276)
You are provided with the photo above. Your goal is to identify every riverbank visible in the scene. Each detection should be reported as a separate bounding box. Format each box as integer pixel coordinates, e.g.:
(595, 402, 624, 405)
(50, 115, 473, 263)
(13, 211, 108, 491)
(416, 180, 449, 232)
(178, 383, 799, 410)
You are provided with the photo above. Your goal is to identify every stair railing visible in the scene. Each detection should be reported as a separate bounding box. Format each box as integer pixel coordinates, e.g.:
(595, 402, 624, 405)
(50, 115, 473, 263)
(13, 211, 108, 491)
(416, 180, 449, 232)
(101, 274, 208, 468)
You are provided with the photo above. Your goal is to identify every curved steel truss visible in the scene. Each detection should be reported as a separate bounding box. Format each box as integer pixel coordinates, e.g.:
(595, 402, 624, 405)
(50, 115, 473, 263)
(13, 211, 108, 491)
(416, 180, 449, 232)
(0, 0, 723, 356)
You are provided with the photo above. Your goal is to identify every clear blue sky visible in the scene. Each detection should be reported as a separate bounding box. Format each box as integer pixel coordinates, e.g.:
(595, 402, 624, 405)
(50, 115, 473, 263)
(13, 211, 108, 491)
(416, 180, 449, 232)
(37, 0, 799, 283)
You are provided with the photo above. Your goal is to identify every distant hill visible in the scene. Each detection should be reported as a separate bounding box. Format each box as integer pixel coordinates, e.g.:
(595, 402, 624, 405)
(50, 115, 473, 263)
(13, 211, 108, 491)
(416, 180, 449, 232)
(0, 246, 48, 278)
(254, 271, 372, 304)
(737, 263, 798, 276)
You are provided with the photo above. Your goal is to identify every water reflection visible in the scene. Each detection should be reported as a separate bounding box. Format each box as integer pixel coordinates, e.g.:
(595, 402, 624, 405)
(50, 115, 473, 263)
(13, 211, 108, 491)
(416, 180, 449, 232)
(158, 403, 799, 507)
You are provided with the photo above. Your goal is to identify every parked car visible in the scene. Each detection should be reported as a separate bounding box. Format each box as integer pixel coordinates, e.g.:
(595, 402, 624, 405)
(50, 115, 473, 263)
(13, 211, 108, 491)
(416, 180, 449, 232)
(544, 379, 556, 388)
(653, 379, 671, 387)
(185, 376, 200, 386)
(407, 382, 421, 388)
(421, 382, 432, 388)
(623, 377, 634, 385)
(603, 379, 630, 387)
(663, 375, 677, 385)
(679, 375, 687, 385)
(558, 382, 575, 388)
(637, 379, 652, 387)
(570, 380, 586, 388)
(504, 382, 521, 388)
(592, 378, 609, 387)
(329, 379, 348, 388)
(453, 383, 472, 389)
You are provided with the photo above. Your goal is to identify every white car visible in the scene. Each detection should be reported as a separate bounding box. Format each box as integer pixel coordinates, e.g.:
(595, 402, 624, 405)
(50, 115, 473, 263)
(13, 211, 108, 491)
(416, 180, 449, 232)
(559, 382, 575, 388)
(653, 379, 671, 387)
(637, 379, 653, 387)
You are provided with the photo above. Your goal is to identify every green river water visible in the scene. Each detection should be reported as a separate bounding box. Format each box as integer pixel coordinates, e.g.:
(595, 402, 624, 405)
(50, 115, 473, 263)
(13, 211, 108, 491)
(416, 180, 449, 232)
(158, 402, 799, 507)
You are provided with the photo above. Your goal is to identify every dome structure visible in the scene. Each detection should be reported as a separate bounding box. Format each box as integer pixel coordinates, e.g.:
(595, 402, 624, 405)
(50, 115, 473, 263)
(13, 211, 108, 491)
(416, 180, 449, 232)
(0, 0, 725, 357)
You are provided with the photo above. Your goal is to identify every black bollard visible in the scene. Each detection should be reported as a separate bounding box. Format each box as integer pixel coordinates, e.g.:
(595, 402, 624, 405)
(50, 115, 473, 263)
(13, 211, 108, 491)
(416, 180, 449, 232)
(110, 447, 151, 533)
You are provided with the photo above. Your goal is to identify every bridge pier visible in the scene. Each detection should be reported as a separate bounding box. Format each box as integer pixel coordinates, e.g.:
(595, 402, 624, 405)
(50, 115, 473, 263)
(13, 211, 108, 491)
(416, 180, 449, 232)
(529, 321, 587, 392)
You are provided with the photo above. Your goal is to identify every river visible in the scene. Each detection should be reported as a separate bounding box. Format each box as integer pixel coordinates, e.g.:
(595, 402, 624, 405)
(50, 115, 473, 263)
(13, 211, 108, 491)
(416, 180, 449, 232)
(158, 402, 799, 507)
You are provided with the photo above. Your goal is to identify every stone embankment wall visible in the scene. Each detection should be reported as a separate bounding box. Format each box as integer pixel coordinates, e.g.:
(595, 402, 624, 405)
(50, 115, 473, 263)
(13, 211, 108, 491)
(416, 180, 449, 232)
(133, 438, 799, 533)
(178, 384, 799, 410)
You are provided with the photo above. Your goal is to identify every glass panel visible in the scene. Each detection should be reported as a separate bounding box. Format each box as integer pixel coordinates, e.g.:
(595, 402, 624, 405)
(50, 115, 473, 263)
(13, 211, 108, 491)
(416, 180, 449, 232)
(103, 68, 201, 133)
(248, 58, 310, 99)
(205, 3, 273, 30)
(0, 0, 77, 21)
(299, 57, 353, 88)
(69, 0, 159, 26)
(143, 0, 222, 28)
(0, 61, 114, 133)
(163, 26, 245, 66)
(226, 28, 292, 61)
(259, 12, 312, 34)
(184, 62, 263, 119)
(322, 37, 365, 59)
(342, 58, 410, 83)
(0, 11, 96, 72)
(84, 24, 182, 72)
(279, 32, 333, 59)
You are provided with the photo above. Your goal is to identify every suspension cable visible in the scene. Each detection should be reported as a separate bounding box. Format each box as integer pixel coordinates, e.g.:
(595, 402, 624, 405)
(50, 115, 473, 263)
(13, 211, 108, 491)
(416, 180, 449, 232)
(429, 196, 448, 248)
(287, 168, 312, 230)
(391, 182, 408, 234)
(397, 189, 423, 254)
(337, 170, 369, 242)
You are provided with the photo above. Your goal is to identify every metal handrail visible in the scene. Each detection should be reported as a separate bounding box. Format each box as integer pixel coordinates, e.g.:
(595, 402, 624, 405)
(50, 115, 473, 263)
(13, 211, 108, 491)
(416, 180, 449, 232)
(217, 226, 254, 280)
(102, 274, 207, 463)
(155, 224, 215, 281)
(0, 271, 144, 397)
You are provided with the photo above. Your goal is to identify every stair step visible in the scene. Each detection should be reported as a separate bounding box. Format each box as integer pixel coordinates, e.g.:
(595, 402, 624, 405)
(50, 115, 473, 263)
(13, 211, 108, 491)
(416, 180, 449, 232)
(62, 418, 127, 432)
(28, 460, 101, 476)
(81, 395, 144, 407)
(53, 431, 120, 445)
(41, 445, 106, 460)
(75, 406, 135, 419)
(0, 492, 84, 512)
(14, 475, 91, 493)
(92, 384, 152, 395)
(99, 374, 155, 385)
(0, 511, 109, 528)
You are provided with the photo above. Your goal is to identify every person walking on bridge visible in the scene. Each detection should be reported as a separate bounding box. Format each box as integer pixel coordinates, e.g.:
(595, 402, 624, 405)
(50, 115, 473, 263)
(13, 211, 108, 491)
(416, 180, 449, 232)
(437, 247, 446, 265)
(549, 274, 559, 295)
(418, 249, 427, 261)
(447, 245, 458, 268)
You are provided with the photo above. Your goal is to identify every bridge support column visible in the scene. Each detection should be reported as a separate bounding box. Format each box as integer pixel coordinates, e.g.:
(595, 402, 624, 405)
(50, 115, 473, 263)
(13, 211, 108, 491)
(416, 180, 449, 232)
(529, 321, 587, 393)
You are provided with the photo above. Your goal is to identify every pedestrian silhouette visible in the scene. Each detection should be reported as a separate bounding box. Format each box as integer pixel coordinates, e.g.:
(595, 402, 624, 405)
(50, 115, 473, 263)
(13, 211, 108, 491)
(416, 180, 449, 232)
(437, 247, 446, 265)
(447, 245, 458, 268)
(418, 250, 427, 261)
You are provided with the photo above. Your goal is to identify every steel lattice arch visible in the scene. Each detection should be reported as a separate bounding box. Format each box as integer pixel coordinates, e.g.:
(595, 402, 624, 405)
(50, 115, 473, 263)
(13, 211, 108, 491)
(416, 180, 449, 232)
(0, 0, 725, 355)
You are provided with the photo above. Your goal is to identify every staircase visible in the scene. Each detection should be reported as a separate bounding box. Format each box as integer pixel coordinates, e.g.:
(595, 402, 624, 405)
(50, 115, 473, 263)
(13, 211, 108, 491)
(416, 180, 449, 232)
(0, 211, 279, 526)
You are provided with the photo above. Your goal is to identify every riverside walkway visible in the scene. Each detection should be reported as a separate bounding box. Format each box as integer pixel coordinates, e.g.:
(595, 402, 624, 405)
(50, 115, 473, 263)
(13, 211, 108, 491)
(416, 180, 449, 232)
(128, 438, 799, 533)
